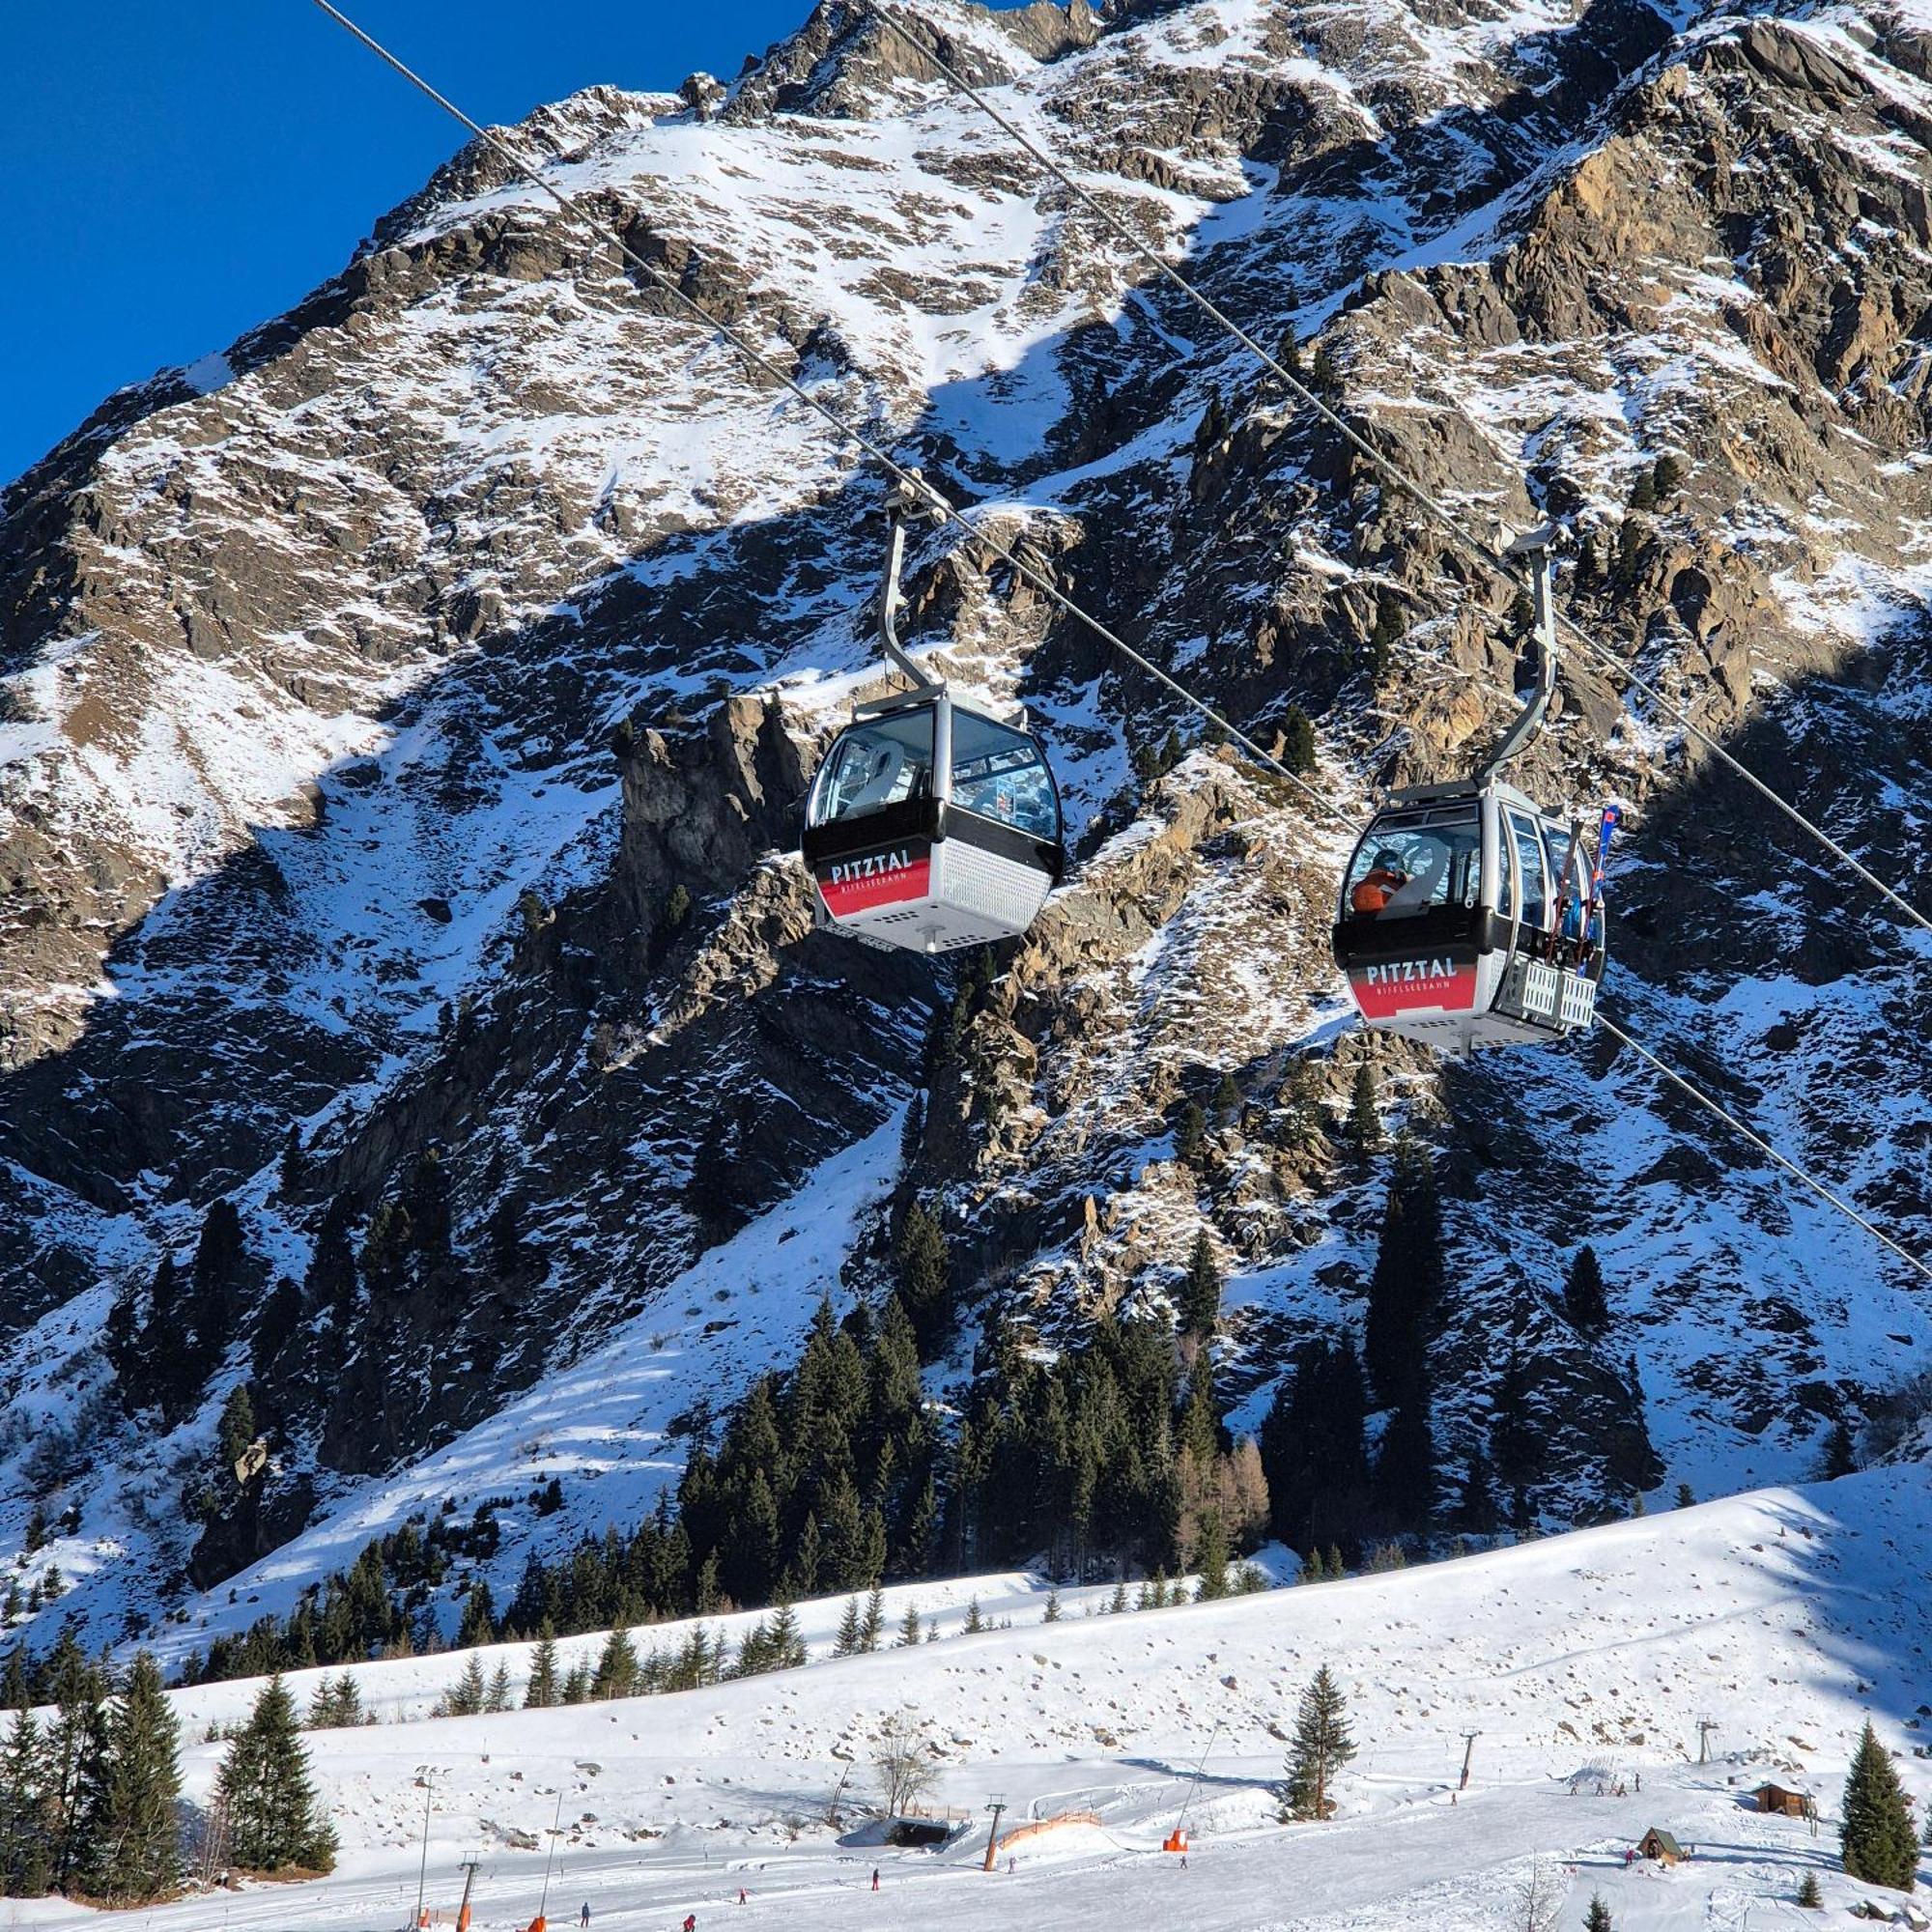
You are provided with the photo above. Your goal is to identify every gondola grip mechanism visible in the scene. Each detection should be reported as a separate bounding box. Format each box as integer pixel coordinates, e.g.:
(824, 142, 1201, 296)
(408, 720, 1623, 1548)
(1478, 522, 1560, 781)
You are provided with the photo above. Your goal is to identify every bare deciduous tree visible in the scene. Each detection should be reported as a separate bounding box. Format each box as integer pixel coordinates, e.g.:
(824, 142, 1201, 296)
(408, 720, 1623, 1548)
(871, 1710, 938, 1819)
(1505, 1858, 1564, 1932)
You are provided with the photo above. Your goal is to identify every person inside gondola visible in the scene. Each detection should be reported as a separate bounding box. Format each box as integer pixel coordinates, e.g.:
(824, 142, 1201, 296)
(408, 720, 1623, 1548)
(1383, 839, 1452, 916)
(1350, 849, 1409, 915)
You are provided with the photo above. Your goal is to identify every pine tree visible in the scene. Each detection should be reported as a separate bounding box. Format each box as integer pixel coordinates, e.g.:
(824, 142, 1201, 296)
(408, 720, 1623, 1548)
(278, 1124, 304, 1196)
(456, 1580, 496, 1649)
(896, 1602, 923, 1648)
(1454, 1448, 1499, 1535)
(1364, 1137, 1444, 1408)
(217, 1385, 256, 1476)
(214, 1677, 336, 1874)
(895, 1203, 952, 1347)
(1280, 1666, 1356, 1821)
(1042, 1589, 1062, 1623)
(1174, 1101, 1208, 1168)
(526, 1621, 560, 1709)
(766, 1602, 806, 1670)
(1583, 1894, 1613, 1931)
(834, 1597, 863, 1658)
(963, 1597, 984, 1635)
(1261, 1338, 1371, 1556)
(1492, 1348, 1544, 1521)
(591, 1628, 639, 1701)
(1819, 1418, 1859, 1479)
(1194, 1512, 1231, 1601)
(1562, 1247, 1610, 1333)
(1840, 1719, 1918, 1890)
(185, 1200, 246, 1392)
(43, 1632, 105, 1893)
(1280, 706, 1318, 776)
(1211, 1073, 1240, 1123)
(1193, 390, 1230, 452)
(694, 1550, 723, 1616)
(860, 1586, 886, 1653)
(486, 1663, 512, 1714)
(1795, 1871, 1823, 1908)
(1373, 1384, 1435, 1533)
(1178, 1230, 1222, 1339)
(307, 1673, 363, 1729)
(92, 1652, 183, 1904)
(1368, 596, 1402, 681)
(441, 1654, 487, 1718)
(1347, 1063, 1382, 1162)
(1674, 1482, 1694, 1510)
(0, 1704, 50, 1898)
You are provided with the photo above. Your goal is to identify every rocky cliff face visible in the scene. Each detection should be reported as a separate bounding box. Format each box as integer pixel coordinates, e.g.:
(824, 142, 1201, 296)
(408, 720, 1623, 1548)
(2, 0, 1928, 1653)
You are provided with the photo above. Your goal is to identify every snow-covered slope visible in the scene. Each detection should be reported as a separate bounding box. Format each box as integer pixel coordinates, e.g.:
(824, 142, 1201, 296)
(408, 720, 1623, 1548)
(17, 1469, 1932, 1930)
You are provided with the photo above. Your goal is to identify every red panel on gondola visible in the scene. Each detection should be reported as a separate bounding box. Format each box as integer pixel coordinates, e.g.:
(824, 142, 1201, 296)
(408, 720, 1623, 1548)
(1348, 955, 1478, 1018)
(816, 841, 931, 915)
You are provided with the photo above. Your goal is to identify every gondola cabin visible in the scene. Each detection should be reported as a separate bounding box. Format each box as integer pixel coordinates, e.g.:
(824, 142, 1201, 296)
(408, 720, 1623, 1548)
(1332, 779, 1611, 1057)
(802, 689, 1065, 954)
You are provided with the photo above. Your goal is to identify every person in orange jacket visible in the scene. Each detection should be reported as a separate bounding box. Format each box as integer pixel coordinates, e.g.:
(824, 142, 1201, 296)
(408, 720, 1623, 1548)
(1350, 850, 1408, 915)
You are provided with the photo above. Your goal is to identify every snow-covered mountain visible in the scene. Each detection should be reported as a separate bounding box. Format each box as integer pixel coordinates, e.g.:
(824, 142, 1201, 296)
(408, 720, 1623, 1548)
(2, 0, 1929, 1657)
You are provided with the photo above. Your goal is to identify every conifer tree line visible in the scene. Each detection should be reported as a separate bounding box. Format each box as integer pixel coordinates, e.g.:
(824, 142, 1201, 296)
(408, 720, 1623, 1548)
(948, 1307, 1268, 1579)
(161, 1217, 1272, 1695)
(161, 1294, 931, 1686)
(1258, 1129, 1640, 1556)
(101, 1073, 1599, 1698)
(0, 1635, 331, 1904)
(180, 1501, 513, 1685)
(1260, 1134, 1443, 1556)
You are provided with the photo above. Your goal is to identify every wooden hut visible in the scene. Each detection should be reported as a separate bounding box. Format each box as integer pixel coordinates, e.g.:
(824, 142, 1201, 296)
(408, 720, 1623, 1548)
(1749, 1782, 1813, 1819)
(1637, 1827, 1685, 1865)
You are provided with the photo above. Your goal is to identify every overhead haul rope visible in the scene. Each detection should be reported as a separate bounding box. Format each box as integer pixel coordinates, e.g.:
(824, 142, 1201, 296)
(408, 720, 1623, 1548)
(304, 1, 1929, 1286)
(303, 0, 1353, 831)
(1596, 1015, 1932, 1285)
(867, 5, 1932, 943)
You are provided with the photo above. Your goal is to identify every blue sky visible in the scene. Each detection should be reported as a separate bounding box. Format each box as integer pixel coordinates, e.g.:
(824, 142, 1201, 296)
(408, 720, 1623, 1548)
(0, 1, 864, 487)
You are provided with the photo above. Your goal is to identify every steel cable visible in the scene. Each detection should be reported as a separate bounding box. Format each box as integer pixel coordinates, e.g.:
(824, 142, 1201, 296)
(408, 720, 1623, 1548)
(867, 3, 1932, 941)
